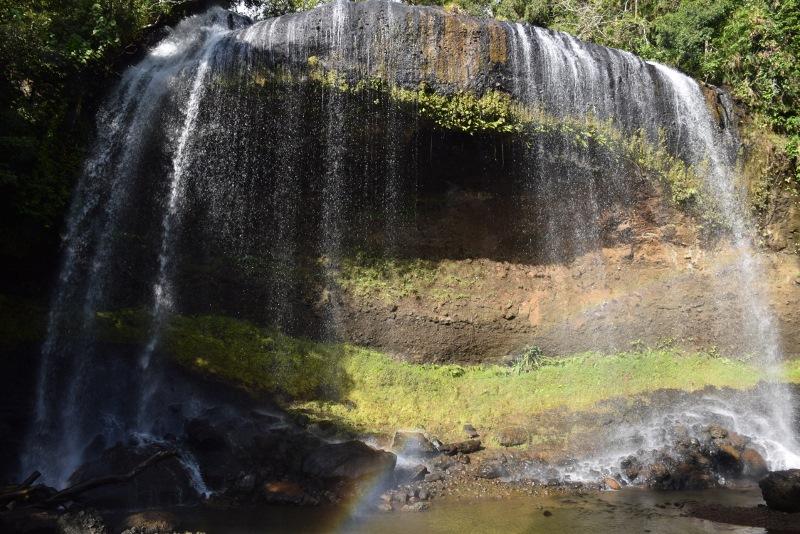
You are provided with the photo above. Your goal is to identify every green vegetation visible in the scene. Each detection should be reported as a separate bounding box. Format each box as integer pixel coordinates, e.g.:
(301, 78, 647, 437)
(97, 309, 799, 441)
(0, 0, 175, 290)
(306, 59, 524, 135)
(393, 85, 523, 134)
(337, 253, 481, 302)
(97, 309, 351, 400)
(304, 59, 715, 217)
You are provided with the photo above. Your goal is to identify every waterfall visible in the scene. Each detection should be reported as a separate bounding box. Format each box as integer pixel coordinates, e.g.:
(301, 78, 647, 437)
(507, 19, 798, 468)
(23, 0, 798, 487)
(22, 8, 251, 487)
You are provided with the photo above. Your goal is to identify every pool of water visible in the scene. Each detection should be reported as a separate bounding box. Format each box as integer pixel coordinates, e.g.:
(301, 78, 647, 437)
(168, 488, 766, 533)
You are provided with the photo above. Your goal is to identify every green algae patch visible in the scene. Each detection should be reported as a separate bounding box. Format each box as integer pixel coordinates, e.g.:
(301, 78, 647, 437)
(96, 310, 786, 441)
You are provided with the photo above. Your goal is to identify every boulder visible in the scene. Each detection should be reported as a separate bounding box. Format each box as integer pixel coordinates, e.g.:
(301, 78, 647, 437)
(476, 461, 509, 479)
(714, 443, 742, 472)
(185, 418, 227, 452)
(440, 439, 481, 455)
(759, 469, 800, 513)
(390, 431, 436, 456)
(302, 440, 397, 481)
(397, 464, 428, 483)
(497, 427, 529, 447)
(741, 448, 768, 479)
(621, 456, 643, 481)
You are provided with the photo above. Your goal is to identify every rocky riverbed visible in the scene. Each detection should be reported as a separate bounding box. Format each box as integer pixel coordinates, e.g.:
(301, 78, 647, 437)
(4, 380, 799, 533)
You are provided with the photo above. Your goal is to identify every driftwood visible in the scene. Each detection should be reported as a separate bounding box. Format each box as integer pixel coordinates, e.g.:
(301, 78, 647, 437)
(20, 472, 41, 487)
(0, 450, 177, 509)
(45, 449, 177, 504)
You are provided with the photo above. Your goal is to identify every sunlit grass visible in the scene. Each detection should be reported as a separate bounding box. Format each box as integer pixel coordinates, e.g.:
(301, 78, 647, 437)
(93, 309, 800, 442)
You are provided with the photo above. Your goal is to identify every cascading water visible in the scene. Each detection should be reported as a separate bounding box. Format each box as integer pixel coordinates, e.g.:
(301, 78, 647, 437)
(506, 19, 799, 470)
(23, 0, 798, 491)
(22, 8, 252, 487)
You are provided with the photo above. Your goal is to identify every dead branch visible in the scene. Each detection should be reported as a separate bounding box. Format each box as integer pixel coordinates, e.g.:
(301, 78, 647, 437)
(44, 449, 178, 504)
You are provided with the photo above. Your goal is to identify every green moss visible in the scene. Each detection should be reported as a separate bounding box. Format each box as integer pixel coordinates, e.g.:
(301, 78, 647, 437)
(336, 253, 480, 302)
(392, 85, 523, 134)
(97, 309, 797, 441)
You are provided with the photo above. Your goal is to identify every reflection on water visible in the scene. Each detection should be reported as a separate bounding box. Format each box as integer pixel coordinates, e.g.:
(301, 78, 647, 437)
(171, 488, 766, 533)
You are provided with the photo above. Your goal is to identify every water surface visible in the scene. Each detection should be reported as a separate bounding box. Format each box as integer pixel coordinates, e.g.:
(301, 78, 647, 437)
(173, 488, 765, 533)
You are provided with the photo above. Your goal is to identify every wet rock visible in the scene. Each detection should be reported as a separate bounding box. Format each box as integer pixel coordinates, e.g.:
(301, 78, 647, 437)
(302, 440, 397, 481)
(377, 502, 393, 512)
(741, 448, 768, 478)
(424, 471, 445, 482)
(497, 427, 528, 447)
(463, 424, 479, 439)
(262, 480, 315, 505)
(621, 456, 643, 481)
(234, 473, 257, 493)
(714, 443, 742, 471)
(249, 409, 282, 425)
(120, 511, 176, 534)
(476, 461, 509, 479)
(397, 464, 428, 483)
(707, 425, 728, 440)
(646, 462, 671, 485)
(82, 434, 108, 461)
(252, 430, 324, 480)
(391, 431, 436, 456)
(391, 491, 408, 504)
(440, 439, 481, 455)
(759, 469, 800, 513)
(185, 417, 227, 452)
(401, 502, 430, 512)
(58, 510, 108, 534)
(417, 489, 430, 501)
